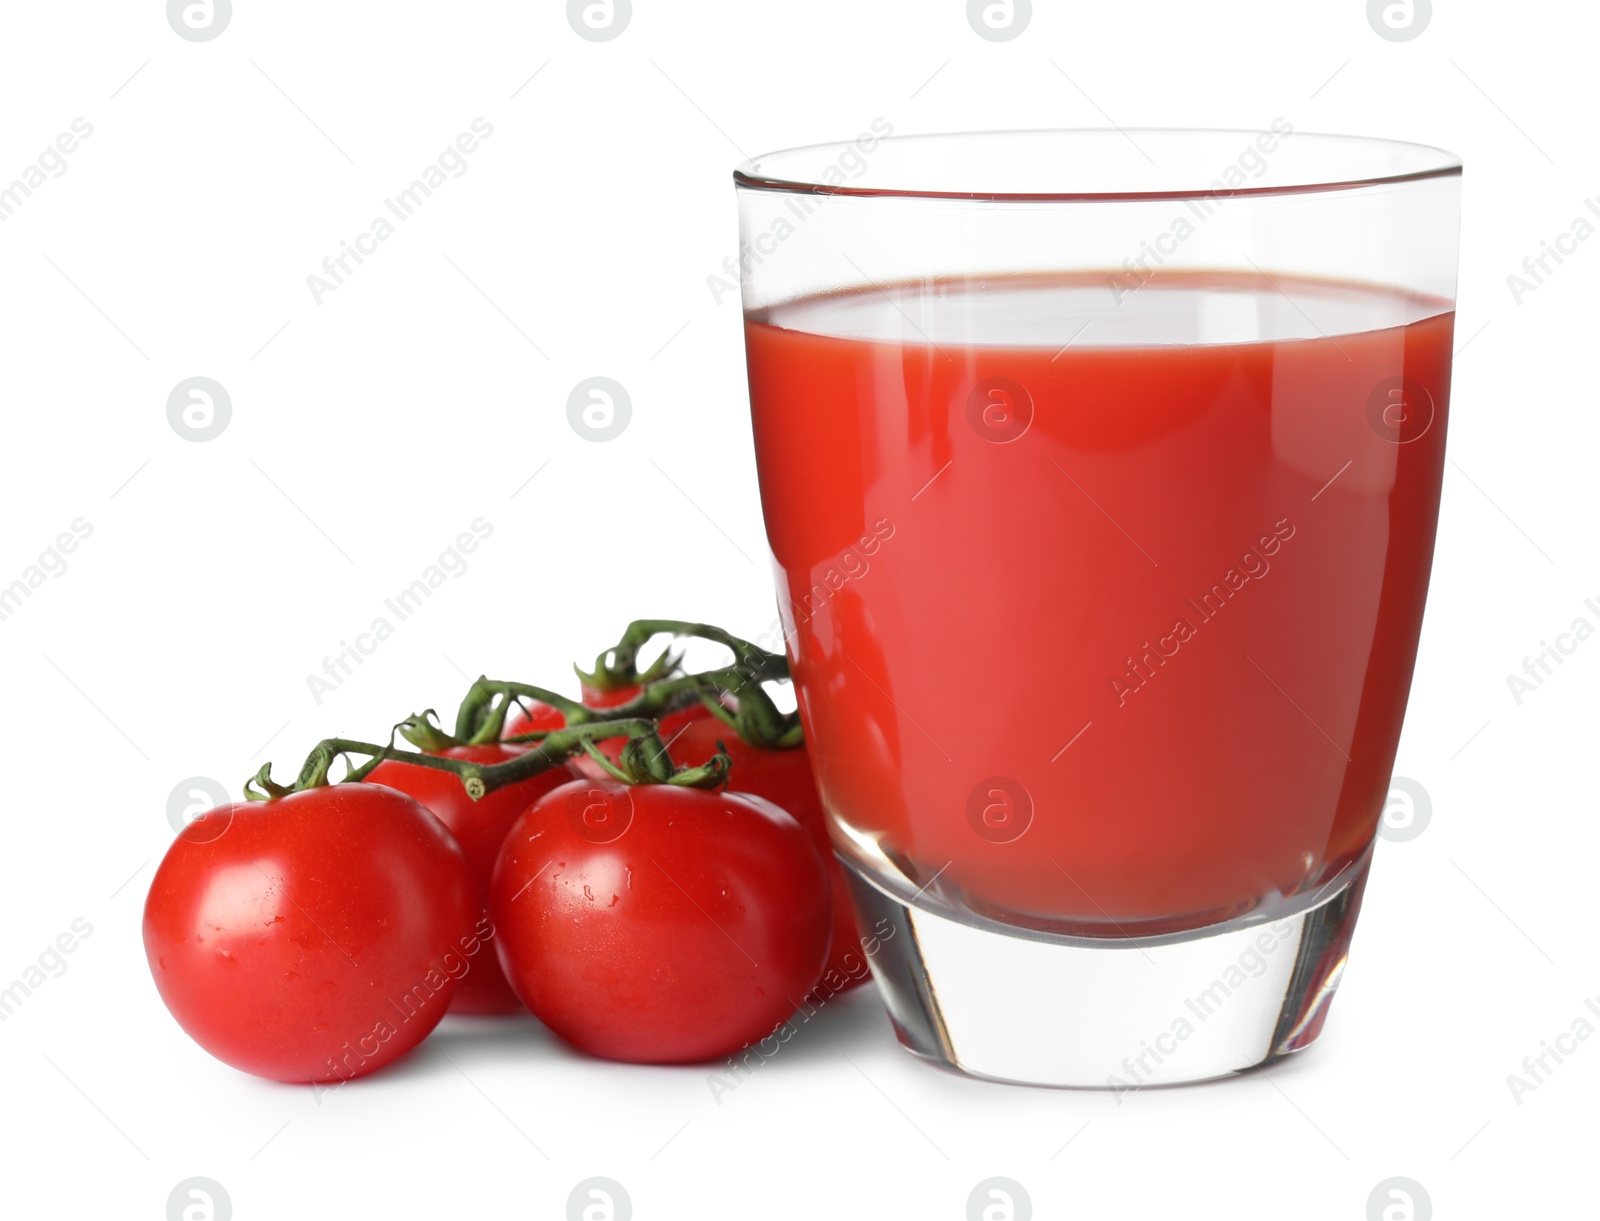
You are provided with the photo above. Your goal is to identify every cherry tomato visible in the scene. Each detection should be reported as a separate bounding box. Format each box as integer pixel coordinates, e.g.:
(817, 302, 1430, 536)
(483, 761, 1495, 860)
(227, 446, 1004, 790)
(600, 710, 869, 995)
(144, 784, 478, 1083)
(502, 697, 568, 740)
(490, 777, 831, 1063)
(580, 682, 642, 708)
(365, 744, 577, 1014)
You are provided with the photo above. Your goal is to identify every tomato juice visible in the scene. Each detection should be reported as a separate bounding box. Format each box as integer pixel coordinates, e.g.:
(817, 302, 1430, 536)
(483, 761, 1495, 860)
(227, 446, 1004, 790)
(746, 270, 1451, 935)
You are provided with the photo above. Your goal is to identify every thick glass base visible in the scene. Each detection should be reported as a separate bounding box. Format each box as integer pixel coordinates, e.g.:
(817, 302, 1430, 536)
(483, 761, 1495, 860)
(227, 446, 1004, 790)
(846, 846, 1372, 1088)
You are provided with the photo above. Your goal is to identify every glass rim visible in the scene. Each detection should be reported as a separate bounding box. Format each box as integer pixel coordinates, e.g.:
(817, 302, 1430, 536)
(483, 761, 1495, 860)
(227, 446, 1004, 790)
(732, 127, 1463, 203)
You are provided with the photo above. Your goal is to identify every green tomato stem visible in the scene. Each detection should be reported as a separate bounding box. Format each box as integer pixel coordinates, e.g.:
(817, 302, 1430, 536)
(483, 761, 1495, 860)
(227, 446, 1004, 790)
(576, 619, 787, 694)
(397, 710, 460, 752)
(454, 676, 596, 745)
(247, 718, 662, 803)
(580, 732, 732, 790)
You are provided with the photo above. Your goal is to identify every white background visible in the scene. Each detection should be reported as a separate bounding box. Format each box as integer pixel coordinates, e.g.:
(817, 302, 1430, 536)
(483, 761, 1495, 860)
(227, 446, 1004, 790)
(1, 1, 1594, 1218)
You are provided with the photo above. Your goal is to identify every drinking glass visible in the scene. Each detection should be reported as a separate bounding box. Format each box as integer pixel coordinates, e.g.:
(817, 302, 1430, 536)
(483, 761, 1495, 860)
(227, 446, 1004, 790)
(734, 129, 1460, 1087)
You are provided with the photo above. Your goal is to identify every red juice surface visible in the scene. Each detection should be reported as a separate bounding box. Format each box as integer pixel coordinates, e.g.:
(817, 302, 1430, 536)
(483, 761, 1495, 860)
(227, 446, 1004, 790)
(745, 270, 1451, 934)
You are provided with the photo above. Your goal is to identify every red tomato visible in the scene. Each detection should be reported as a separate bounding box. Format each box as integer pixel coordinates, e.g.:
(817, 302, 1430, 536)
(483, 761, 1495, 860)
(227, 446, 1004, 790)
(580, 682, 642, 708)
(365, 744, 577, 1014)
(143, 784, 478, 1083)
(490, 777, 831, 1063)
(502, 698, 568, 740)
(630, 713, 869, 995)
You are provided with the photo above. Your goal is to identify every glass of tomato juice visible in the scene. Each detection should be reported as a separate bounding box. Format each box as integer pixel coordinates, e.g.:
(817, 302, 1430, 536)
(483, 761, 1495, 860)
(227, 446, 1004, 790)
(733, 129, 1461, 1086)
